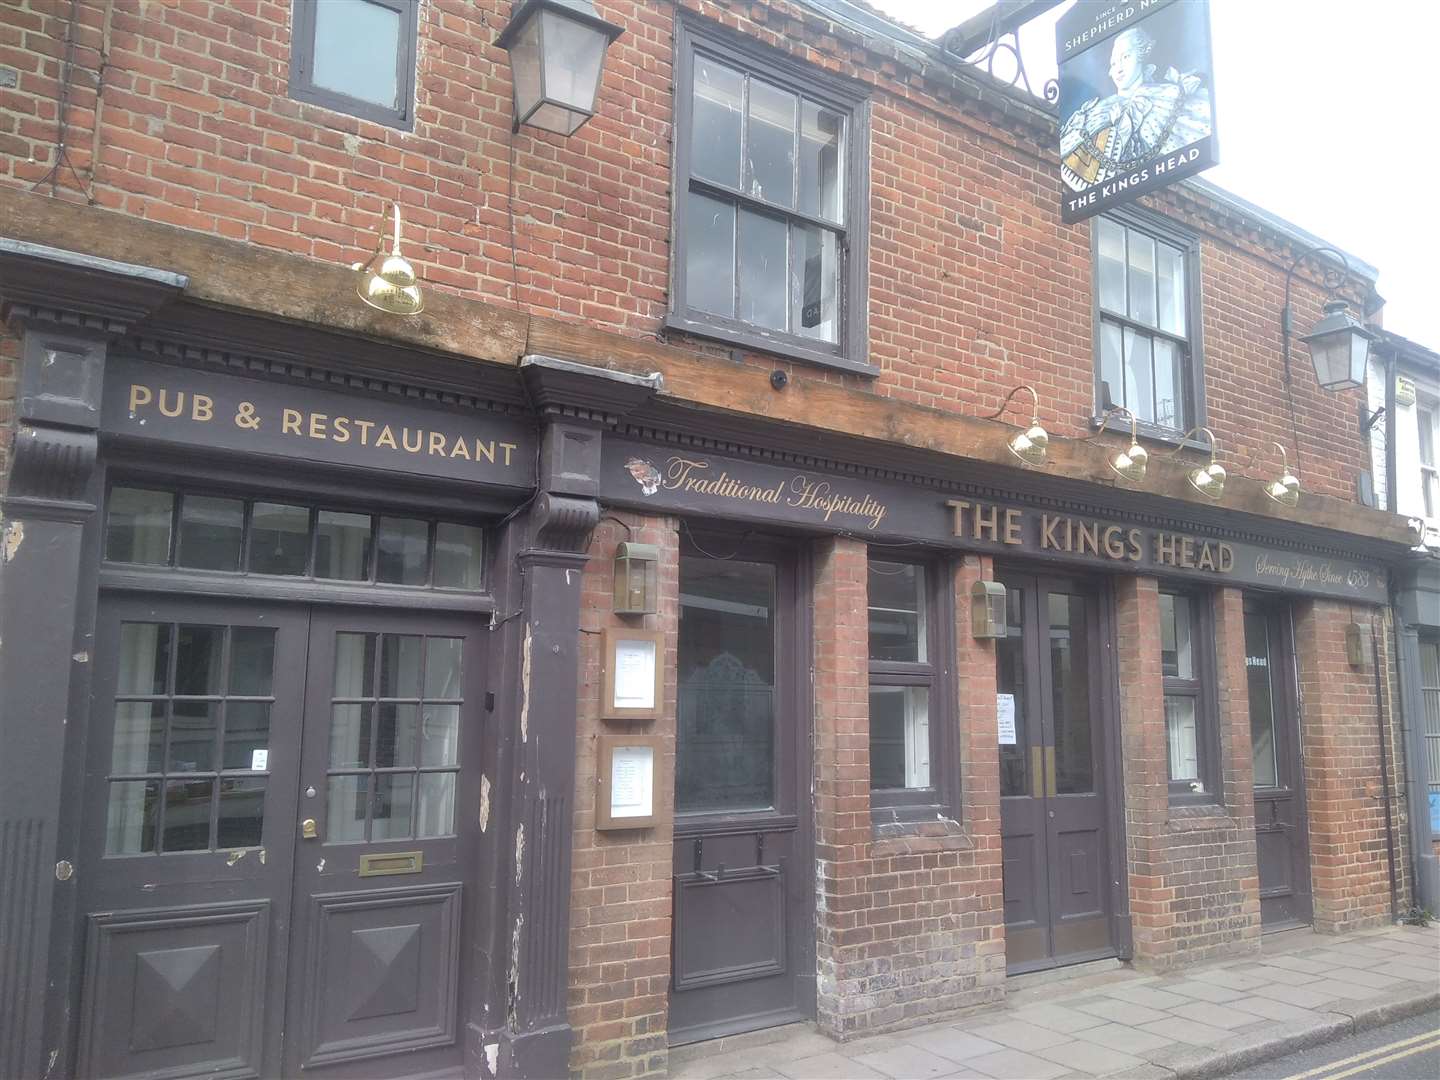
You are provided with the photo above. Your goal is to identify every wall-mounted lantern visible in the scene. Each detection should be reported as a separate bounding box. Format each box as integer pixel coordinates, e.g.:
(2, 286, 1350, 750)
(982, 385, 1049, 468)
(496, 0, 624, 136)
(971, 580, 1007, 639)
(613, 542, 659, 615)
(1345, 621, 1367, 668)
(1302, 301, 1375, 393)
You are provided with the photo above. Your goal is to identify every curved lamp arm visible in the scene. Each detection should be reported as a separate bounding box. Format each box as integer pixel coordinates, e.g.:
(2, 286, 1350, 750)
(983, 384, 1041, 423)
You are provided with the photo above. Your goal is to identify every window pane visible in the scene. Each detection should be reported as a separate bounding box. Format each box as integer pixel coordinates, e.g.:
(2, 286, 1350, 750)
(417, 772, 455, 837)
(223, 703, 271, 771)
(677, 557, 776, 813)
(1419, 408, 1435, 467)
(1127, 229, 1156, 325)
(1097, 218, 1127, 314)
(1153, 338, 1181, 429)
(421, 705, 460, 767)
(105, 780, 160, 854)
(1099, 319, 1125, 410)
(217, 777, 265, 847)
(327, 774, 368, 842)
(1051, 592, 1093, 795)
(249, 502, 309, 575)
(229, 628, 276, 696)
(177, 496, 243, 571)
(169, 702, 218, 773)
(1160, 594, 1193, 679)
(312, 0, 401, 110)
(175, 625, 224, 695)
(1165, 696, 1199, 782)
(376, 517, 428, 585)
(334, 632, 377, 697)
(868, 561, 925, 662)
(434, 523, 483, 589)
(996, 586, 1028, 798)
(374, 703, 418, 768)
(1123, 328, 1154, 425)
(1245, 613, 1278, 788)
(163, 778, 213, 851)
(869, 685, 930, 790)
(372, 773, 414, 840)
(790, 223, 839, 343)
(424, 637, 463, 699)
(330, 704, 372, 768)
(118, 622, 171, 695)
(691, 57, 742, 188)
(113, 702, 165, 774)
(737, 208, 788, 332)
(380, 635, 423, 698)
(1157, 242, 1186, 336)
(106, 488, 173, 564)
(746, 78, 796, 208)
(316, 510, 372, 581)
(686, 191, 735, 317)
(798, 100, 844, 222)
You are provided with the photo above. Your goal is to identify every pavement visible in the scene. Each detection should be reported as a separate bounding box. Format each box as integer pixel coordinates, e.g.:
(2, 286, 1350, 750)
(1227, 1007, 1439, 1078)
(668, 923, 1440, 1080)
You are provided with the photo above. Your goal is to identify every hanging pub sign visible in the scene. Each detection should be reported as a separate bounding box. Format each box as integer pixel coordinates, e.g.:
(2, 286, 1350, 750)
(1056, 0, 1218, 224)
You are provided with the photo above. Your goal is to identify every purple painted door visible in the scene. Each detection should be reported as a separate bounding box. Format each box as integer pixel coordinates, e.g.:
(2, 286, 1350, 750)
(997, 573, 1116, 972)
(668, 535, 814, 1044)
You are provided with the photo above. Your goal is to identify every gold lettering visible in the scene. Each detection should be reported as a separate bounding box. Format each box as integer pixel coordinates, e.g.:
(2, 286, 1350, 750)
(427, 431, 446, 456)
(1155, 532, 1178, 566)
(1077, 521, 1100, 556)
(1062, 518, 1074, 553)
(400, 427, 422, 453)
(947, 500, 970, 537)
(476, 440, 496, 464)
(1180, 536, 1196, 569)
(158, 389, 184, 418)
(376, 425, 398, 450)
(191, 394, 213, 422)
(1041, 514, 1063, 550)
(282, 408, 302, 435)
(332, 416, 350, 443)
(1197, 542, 1216, 571)
(501, 442, 517, 466)
(1218, 543, 1234, 572)
(1126, 528, 1144, 561)
(975, 503, 999, 542)
(1102, 525, 1126, 560)
(354, 419, 374, 445)
(128, 384, 152, 413)
(1003, 508, 1023, 545)
(309, 413, 328, 440)
(449, 438, 471, 459)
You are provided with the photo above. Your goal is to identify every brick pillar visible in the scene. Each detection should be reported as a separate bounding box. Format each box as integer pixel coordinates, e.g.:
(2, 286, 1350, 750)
(1115, 576, 1172, 967)
(1293, 601, 1400, 933)
(812, 535, 871, 1037)
(568, 513, 678, 1079)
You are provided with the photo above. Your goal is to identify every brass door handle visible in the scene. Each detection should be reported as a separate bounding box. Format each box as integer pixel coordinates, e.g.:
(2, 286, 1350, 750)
(301, 818, 318, 839)
(1030, 747, 1058, 798)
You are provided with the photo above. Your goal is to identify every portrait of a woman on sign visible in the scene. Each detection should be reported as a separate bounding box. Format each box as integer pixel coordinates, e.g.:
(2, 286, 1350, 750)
(1058, 3, 1215, 193)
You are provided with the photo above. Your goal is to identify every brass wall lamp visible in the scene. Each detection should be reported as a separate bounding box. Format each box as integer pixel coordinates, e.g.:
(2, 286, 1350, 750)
(1084, 406, 1148, 483)
(353, 203, 424, 316)
(1245, 441, 1301, 508)
(984, 385, 1049, 467)
(1166, 426, 1226, 500)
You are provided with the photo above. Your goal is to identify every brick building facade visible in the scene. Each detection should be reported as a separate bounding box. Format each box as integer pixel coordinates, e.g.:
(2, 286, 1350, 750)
(0, 2, 1421, 1079)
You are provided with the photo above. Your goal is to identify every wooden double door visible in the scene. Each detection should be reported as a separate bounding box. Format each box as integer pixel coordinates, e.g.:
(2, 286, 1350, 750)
(76, 595, 483, 1079)
(997, 572, 1118, 972)
(668, 535, 815, 1045)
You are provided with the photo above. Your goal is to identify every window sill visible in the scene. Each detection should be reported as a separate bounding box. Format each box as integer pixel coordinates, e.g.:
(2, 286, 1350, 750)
(871, 813, 972, 856)
(1090, 413, 1209, 451)
(664, 312, 879, 378)
(1166, 798, 1239, 833)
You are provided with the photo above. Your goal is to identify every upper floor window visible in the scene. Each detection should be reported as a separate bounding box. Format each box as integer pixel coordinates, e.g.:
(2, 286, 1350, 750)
(1160, 589, 1218, 800)
(669, 22, 871, 374)
(1095, 213, 1203, 435)
(1418, 400, 1437, 519)
(289, 0, 418, 129)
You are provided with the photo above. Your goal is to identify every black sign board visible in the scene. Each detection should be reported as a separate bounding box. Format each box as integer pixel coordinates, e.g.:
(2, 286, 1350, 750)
(601, 440, 1387, 604)
(101, 356, 537, 489)
(1056, 0, 1218, 223)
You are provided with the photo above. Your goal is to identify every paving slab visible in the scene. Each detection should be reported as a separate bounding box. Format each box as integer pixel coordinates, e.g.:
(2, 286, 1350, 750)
(1008, 1003, 1108, 1035)
(1327, 965, 1409, 989)
(1135, 1016, 1235, 1047)
(1034, 1039, 1146, 1076)
(1304, 977, 1387, 1000)
(1073, 1022, 1176, 1056)
(903, 1030, 1007, 1063)
(1190, 967, 1272, 991)
(1099, 984, 1194, 1010)
(715, 1069, 788, 1080)
(1072, 998, 1172, 1026)
(1259, 954, 1333, 975)
(967, 1047, 1071, 1079)
(775, 1052, 883, 1079)
(852, 1043, 959, 1079)
(1225, 995, 1325, 1023)
(1167, 1000, 1263, 1031)
(1163, 979, 1249, 1004)
(969, 1020, 1073, 1053)
(1248, 981, 1342, 1009)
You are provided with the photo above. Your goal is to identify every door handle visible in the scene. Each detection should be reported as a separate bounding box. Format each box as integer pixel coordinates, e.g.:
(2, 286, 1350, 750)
(1044, 746, 1057, 798)
(1031, 746, 1044, 799)
(301, 818, 318, 839)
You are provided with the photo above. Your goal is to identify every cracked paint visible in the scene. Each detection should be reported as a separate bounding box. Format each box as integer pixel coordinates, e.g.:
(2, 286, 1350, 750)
(316, 858, 325, 872)
(514, 822, 525, 884)
(484, 1043, 499, 1077)
(479, 774, 491, 832)
(519, 625, 532, 742)
(258, 848, 266, 864)
(225, 849, 247, 866)
(3, 520, 23, 562)
(506, 914, 525, 1029)
(72, 651, 88, 663)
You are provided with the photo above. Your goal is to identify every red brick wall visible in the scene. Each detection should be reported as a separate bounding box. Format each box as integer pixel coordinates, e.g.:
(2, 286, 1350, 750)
(1115, 577, 1262, 970)
(0, 0, 1373, 500)
(570, 512, 679, 1079)
(1293, 602, 1408, 933)
(812, 540, 1004, 1037)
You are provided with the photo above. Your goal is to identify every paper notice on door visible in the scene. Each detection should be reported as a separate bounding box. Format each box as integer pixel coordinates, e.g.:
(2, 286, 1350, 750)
(610, 745, 654, 818)
(613, 638, 657, 710)
(996, 694, 1017, 745)
(250, 748, 269, 771)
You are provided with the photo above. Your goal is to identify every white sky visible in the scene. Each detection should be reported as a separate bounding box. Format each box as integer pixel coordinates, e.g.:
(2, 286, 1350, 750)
(868, 0, 1440, 345)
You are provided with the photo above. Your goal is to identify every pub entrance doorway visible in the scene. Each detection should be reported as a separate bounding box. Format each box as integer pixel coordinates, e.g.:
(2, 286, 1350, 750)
(996, 571, 1119, 972)
(1245, 597, 1314, 930)
(668, 533, 815, 1044)
(76, 594, 484, 1079)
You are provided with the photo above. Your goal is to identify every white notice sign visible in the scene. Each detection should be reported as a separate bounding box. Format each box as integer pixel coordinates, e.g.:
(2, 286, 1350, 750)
(613, 637, 657, 710)
(251, 748, 269, 771)
(610, 745, 654, 819)
(996, 694, 1017, 746)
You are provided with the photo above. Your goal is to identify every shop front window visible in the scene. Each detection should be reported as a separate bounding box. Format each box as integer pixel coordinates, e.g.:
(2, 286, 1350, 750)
(1159, 589, 1218, 799)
